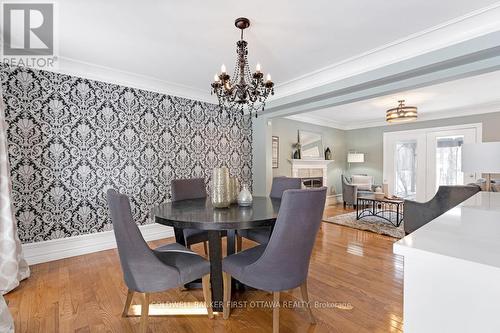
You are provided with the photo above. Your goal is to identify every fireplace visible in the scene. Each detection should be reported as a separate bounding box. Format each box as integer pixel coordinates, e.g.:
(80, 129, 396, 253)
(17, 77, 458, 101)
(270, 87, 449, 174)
(301, 177, 323, 188)
(288, 159, 335, 206)
(288, 159, 334, 191)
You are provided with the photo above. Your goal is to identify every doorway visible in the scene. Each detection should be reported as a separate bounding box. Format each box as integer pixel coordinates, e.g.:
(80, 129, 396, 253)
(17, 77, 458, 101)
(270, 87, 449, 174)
(383, 123, 481, 202)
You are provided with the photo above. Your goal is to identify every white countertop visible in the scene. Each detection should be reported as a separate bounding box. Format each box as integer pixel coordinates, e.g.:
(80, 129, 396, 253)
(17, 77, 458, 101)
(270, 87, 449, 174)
(394, 191, 500, 269)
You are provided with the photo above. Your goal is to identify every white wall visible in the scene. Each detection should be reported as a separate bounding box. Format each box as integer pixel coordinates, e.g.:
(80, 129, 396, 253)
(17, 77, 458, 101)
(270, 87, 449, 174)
(252, 116, 273, 196)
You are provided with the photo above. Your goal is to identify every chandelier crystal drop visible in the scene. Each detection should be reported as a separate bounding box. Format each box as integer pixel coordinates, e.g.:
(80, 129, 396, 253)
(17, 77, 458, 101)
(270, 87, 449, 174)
(211, 17, 274, 118)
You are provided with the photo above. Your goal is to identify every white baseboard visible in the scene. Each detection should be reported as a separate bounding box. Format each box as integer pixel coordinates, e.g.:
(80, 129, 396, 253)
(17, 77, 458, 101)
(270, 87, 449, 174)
(22, 224, 174, 265)
(325, 194, 342, 205)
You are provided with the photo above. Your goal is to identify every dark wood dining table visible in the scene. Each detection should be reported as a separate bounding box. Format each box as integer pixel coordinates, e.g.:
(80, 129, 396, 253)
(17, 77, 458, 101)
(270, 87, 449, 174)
(152, 196, 280, 312)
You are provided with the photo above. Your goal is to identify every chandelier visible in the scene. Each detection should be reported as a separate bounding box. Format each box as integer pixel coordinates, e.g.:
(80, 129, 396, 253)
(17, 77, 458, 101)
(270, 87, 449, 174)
(386, 100, 418, 123)
(211, 17, 274, 118)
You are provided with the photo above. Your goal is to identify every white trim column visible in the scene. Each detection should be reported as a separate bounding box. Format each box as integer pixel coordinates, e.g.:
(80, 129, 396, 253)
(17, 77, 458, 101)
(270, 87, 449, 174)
(252, 116, 273, 196)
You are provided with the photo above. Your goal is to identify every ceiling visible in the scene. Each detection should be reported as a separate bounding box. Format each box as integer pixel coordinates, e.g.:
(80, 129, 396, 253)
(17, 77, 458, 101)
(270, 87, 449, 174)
(286, 69, 500, 129)
(47, 0, 500, 101)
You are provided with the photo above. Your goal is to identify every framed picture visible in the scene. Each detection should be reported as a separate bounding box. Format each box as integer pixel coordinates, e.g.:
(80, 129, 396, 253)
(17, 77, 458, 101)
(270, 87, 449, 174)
(272, 136, 279, 168)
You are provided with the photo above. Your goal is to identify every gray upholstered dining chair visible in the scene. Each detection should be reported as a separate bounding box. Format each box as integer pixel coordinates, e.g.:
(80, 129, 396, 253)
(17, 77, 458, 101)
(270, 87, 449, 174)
(404, 185, 480, 235)
(223, 187, 327, 333)
(107, 189, 213, 333)
(171, 178, 209, 255)
(236, 177, 303, 250)
(269, 176, 304, 198)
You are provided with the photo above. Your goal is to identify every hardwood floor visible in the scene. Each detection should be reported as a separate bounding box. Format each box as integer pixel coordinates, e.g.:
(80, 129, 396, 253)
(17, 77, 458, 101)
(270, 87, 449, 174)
(5, 204, 403, 333)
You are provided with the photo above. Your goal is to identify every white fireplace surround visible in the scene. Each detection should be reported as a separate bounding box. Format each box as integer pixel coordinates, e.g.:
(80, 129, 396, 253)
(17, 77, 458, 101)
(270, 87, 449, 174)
(288, 159, 334, 189)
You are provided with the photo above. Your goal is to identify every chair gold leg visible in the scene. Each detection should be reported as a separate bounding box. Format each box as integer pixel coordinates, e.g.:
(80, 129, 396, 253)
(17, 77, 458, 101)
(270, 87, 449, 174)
(273, 291, 280, 333)
(140, 293, 150, 333)
(203, 241, 209, 258)
(202, 274, 214, 319)
(122, 289, 134, 317)
(300, 281, 316, 324)
(222, 272, 231, 319)
(236, 235, 242, 252)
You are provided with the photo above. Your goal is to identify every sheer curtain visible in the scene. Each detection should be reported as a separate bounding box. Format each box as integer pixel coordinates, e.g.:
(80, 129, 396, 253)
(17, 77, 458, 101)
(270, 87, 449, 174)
(0, 88, 30, 332)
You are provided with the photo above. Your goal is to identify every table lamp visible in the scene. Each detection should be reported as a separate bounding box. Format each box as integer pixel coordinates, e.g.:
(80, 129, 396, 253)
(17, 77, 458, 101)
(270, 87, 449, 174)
(347, 152, 365, 163)
(347, 152, 365, 170)
(462, 142, 500, 191)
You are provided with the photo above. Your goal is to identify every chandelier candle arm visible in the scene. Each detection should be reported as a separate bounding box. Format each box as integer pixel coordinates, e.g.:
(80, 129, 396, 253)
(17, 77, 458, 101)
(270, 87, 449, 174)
(211, 17, 274, 118)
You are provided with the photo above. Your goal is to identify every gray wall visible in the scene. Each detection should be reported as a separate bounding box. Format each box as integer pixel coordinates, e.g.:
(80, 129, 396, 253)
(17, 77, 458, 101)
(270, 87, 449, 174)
(271, 118, 346, 195)
(272, 111, 500, 191)
(345, 111, 500, 184)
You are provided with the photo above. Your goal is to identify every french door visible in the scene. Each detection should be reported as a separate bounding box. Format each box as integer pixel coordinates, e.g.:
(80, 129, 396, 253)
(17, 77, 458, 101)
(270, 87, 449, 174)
(384, 124, 481, 202)
(384, 133, 426, 201)
(425, 128, 477, 199)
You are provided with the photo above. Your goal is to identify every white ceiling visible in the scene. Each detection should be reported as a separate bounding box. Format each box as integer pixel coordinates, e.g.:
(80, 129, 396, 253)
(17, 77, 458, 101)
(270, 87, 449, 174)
(47, 0, 500, 101)
(287, 70, 500, 129)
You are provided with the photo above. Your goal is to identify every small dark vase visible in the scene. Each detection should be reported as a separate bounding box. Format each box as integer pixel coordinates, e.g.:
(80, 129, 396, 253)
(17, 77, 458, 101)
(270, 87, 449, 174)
(325, 147, 332, 160)
(293, 149, 301, 159)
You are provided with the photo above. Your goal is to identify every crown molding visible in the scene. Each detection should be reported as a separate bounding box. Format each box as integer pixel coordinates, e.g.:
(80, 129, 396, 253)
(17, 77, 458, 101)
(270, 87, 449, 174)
(288, 101, 500, 131)
(345, 101, 500, 130)
(270, 2, 500, 102)
(47, 56, 216, 103)
(286, 114, 349, 130)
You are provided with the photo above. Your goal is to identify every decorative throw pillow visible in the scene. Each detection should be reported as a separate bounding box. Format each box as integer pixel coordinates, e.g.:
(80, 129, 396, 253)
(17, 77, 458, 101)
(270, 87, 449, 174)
(351, 175, 373, 191)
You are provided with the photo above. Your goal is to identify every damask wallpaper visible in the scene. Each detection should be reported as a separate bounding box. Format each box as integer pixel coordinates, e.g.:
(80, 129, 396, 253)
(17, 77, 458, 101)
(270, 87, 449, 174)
(0, 65, 252, 243)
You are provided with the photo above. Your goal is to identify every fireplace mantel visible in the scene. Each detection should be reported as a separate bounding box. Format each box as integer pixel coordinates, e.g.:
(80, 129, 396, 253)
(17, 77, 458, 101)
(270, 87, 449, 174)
(287, 159, 335, 167)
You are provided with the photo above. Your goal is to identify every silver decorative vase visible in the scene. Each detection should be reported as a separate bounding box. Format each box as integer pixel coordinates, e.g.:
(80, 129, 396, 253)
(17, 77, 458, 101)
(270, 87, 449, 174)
(229, 177, 240, 204)
(212, 167, 231, 208)
(237, 183, 253, 206)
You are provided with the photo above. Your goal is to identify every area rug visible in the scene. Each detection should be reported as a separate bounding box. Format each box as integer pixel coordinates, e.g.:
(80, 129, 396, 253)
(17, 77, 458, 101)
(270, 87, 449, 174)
(323, 212, 405, 239)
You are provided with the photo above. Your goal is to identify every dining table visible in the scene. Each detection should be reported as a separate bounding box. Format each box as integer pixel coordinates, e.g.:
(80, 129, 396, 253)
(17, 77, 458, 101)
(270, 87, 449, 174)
(152, 196, 280, 312)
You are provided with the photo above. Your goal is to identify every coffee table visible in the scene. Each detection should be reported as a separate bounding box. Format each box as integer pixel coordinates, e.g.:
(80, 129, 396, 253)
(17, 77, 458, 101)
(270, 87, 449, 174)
(356, 195, 404, 227)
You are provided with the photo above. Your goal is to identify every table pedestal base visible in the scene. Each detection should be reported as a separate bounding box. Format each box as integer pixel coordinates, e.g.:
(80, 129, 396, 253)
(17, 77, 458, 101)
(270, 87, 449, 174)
(175, 228, 242, 312)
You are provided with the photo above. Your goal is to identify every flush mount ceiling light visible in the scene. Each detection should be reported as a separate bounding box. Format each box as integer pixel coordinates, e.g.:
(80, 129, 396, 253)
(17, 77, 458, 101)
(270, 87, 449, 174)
(211, 17, 274, 119)
(386, 100, 418, 123)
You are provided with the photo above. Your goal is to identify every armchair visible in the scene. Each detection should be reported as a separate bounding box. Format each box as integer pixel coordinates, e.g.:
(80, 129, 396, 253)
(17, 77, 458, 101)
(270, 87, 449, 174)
(341, 174, 378, 208)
